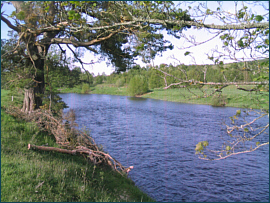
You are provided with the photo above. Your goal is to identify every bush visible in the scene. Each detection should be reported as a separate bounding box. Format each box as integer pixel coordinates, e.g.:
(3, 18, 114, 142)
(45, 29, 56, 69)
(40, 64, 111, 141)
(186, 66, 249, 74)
(115, 78, 125, 87)
(148, 73, 163, 89)
(128, 75, 149, 96)
(81, 83, 90, 94)
(211, 94, 228, 107)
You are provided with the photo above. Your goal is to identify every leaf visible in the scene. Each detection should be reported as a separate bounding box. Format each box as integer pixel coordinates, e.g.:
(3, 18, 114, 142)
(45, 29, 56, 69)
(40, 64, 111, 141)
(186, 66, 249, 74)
(255, 15, 264, 22)
(236, 110, 241, 115)
(195, 142, 203, 152)
(237, 40, 244, 47)
(45, 6, 50, 12)
(16, 11, 25, 20)
(61, 2, 68, 6)
(226, 146, 231, 151)
(202, 141, 209, 147)
(68, 10, 75, 17)
(74, 13, 81, 20)
(244, 128, 249, 132)
(256, 142, 260, 146)
(184, 51, 190, 56)
(9, 11, 17, 18)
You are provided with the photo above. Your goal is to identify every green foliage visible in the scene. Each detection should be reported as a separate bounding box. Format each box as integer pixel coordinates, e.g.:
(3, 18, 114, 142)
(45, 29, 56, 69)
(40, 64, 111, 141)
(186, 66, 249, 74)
(255, 15, 264, 22)
(81, 83, 90, 94)
(115, 78, 125, 87)
(184, 51, 190, 56)
(128, 75, 149, 96)
(195, 141, 209, 155)
(211, 94, 228, 107)
(42, 92, 68, 115)
(148, 71, 164, 89)
(94, 75, 104, 85)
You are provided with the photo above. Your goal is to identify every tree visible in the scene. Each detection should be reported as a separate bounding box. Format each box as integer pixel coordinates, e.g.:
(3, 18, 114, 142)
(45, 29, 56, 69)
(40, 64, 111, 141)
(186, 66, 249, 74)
(128, 75, 148, 96)
(1, 1, 193, 112)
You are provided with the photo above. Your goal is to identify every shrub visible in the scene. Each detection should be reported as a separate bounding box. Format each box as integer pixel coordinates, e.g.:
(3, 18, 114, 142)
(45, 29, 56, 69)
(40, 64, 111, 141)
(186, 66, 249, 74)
(211, 94, 228, 107)
(115, 78, 125, 87)
(148, 73, 163, 89)
(128, 75, 149, 96)
(81, 83, 90, 94)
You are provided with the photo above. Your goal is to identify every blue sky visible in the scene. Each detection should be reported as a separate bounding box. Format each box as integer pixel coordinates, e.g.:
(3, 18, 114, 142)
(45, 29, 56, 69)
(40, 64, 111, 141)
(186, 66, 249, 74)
(1, 1, 268, 75)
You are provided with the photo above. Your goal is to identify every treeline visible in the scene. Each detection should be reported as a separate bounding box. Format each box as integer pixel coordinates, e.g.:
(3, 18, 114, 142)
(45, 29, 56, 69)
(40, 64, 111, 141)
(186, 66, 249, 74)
(99, 60, 267, 96)
(1, 35, 267, 97)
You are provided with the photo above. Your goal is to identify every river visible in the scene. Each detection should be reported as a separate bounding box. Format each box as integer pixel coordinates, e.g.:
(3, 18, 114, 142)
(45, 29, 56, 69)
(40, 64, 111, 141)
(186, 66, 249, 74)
(59, 93, 269, 202)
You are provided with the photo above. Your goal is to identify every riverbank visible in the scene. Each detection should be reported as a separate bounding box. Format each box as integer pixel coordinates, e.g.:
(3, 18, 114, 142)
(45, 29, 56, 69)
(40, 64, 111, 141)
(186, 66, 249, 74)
(1, 89, 154, 202)
(59, 84, 269, 110)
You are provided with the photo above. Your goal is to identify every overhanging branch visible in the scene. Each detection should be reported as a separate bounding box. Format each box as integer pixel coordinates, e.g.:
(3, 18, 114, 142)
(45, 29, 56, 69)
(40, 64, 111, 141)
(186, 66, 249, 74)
(49, 29, 120, 47)
(1, 14, 21, 32)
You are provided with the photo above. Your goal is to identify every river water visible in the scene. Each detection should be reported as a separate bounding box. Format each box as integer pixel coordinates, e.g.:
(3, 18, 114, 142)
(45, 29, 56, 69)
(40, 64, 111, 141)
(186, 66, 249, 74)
(59, 93, 269, 202)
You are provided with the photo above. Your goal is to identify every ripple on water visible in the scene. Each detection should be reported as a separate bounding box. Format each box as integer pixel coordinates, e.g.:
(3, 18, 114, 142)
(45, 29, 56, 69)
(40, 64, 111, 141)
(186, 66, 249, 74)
(60, 93, 269, 202)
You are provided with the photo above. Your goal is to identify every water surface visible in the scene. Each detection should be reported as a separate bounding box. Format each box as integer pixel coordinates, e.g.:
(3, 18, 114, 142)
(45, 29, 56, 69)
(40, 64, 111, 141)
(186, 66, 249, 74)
(60, 93, 269, 202)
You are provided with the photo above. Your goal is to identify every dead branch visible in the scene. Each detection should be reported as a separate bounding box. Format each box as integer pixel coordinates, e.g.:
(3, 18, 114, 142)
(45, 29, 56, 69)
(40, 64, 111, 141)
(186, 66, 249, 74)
(5, 106, 132, 175)
(28, 144, 77, 155)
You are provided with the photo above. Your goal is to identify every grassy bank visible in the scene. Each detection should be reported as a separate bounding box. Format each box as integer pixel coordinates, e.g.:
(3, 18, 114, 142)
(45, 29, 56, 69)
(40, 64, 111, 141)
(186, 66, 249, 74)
(1, 89, 154, 202)
(59, 84, 128, 96)
(59, 84, 269, 110)
(142, 85, 269, 109)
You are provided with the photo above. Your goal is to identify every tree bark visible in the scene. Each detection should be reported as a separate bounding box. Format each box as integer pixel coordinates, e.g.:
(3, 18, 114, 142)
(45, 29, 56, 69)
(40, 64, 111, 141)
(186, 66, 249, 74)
(21, 43, 48, 112)
(22, 88, 35, 112)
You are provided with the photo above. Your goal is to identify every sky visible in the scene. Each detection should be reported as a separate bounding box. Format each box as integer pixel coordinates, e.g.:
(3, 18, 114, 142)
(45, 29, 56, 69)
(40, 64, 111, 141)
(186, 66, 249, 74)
(1, 1, 268, 76)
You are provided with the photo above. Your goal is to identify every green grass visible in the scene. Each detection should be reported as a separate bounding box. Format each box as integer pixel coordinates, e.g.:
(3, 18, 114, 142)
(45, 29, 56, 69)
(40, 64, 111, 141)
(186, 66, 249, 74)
(142, 85, 268, 109)
(59, 84, 269, 110)
(1, 90, 154, 202)
(91, 84, 129, 95)
(59, 84, 129, 96)
(58, 85, 83, 94)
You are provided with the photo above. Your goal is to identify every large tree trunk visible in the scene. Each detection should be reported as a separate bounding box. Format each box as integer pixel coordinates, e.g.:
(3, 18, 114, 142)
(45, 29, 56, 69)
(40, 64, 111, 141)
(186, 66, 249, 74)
(22, 43, 49, 113)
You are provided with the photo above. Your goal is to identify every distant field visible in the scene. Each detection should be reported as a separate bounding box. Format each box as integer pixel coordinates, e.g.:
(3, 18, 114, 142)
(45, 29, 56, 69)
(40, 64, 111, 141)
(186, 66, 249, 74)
(142, 85, 269, 110)
(59, 84, 128, 95)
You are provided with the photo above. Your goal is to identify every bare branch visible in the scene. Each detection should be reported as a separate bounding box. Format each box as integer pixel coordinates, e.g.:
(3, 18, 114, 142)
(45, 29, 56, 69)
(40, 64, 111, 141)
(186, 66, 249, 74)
(199, 142, 269, 160)
(48, 28, 121, 47)
(1, 14, 21, 32)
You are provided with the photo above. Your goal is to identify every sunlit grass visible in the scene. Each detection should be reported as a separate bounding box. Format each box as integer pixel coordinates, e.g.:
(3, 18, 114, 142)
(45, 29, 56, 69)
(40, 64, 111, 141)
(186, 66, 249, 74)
(142, 85, 269, 109)
(1, 90, 154, 202)
(59, 84, 129, 96)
